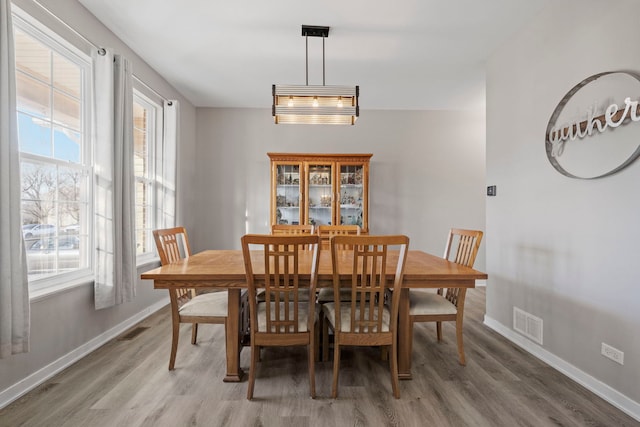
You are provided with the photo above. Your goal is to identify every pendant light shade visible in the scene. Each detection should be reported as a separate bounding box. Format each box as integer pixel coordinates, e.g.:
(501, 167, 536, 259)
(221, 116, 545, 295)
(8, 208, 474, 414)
(273, 85, 359, 124)
(272, 25, 359, 125)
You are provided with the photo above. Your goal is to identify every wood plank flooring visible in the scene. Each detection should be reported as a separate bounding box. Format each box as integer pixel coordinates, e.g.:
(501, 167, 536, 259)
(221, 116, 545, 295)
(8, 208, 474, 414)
(1, 288, 638, 426)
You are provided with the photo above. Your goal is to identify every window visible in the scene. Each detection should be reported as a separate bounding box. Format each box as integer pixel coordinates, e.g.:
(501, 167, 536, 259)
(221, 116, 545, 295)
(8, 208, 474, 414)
(133, 91, 162, 263)
(12, 7, 176, 295)
(14, 12, 92, 290)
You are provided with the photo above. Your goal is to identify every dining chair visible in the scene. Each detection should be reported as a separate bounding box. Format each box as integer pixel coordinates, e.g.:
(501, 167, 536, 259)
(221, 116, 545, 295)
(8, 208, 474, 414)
(153, 227, 228, 371)
(241, 233, 320, 400)
(322, 234, 409, 398)
(408, 228, 483, 366)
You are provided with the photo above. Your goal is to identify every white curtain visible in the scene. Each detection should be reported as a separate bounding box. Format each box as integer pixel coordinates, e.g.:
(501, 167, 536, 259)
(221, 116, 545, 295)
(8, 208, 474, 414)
(0, 0, 30, 358)
(93, 49, 136, 309)
(156, 100, 178, 229)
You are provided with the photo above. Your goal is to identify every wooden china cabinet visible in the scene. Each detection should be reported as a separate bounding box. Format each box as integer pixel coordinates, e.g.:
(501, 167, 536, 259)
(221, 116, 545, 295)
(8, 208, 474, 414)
(268, 153, 372, 233)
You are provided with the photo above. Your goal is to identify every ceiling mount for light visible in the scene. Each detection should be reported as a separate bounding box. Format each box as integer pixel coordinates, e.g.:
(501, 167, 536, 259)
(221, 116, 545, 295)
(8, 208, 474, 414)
(272, 25, 359, 125)
(300, 25, 329, 38)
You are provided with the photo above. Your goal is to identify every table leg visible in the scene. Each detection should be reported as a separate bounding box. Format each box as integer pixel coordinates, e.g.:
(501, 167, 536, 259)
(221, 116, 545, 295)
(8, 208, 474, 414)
(397, 288, 412, 380)
(223, 288, 244, 382)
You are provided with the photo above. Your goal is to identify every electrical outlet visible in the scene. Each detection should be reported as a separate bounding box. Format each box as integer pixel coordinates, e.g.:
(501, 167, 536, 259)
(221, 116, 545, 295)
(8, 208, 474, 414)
(601, 343, 624, 365)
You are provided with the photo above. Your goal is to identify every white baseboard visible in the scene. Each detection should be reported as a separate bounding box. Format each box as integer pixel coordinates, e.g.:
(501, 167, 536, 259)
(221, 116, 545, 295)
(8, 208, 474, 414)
(483, 315, 640, 422)
(0, 298, 169, 409)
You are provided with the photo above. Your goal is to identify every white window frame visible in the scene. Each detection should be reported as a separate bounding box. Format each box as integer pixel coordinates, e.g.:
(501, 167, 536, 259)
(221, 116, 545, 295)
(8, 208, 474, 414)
(133, 88, 163, 265)
(13, 7, 94, 297)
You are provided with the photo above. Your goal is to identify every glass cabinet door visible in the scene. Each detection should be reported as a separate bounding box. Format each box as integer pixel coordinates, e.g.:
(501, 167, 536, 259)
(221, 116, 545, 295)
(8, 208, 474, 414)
(306, 163, 334, 227)
(337, 163, 365, 228)
(274, 163, 302, 225)
(269, 153, 371, 232)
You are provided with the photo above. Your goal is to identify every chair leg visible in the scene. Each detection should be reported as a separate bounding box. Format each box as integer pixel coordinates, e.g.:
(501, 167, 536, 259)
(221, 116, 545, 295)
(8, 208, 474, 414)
(331, 342, 340, 398)
(308, 341, 316, 399)
(314, 319, 320, 362)
(191, 323, 198, 344)
(456, 321, 466, 366)
(247, 344, 259, 400)
(389, 343, 400, 399)
(436, 321, 443, 341)
(322, 314, 330, 362)
(169, 320, 180, 370)
(408, 320, 414, 363)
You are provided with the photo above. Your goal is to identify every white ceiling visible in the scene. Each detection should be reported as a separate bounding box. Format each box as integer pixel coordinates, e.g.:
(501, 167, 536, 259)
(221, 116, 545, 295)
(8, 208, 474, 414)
(78, 0, 550, 110)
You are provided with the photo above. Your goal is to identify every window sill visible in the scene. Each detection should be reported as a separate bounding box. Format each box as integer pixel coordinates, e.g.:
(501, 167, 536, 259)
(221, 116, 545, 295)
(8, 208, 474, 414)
(29, 259, 162, 303)
(29, 272, 95, 302)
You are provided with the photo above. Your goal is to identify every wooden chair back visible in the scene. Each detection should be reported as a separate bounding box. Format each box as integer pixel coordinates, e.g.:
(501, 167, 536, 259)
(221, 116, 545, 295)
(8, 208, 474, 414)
(444, 228, 483, 268)
(241, 234, 320, 335)
(153, 227, 194, 303)
(330, 234, 408, 336)
(153, 226, 192, 265)
(271, 224, 315, 235)
(272, 224, 315, 251)
(440, 228, 483, 303)
(317, 224, 361, 249)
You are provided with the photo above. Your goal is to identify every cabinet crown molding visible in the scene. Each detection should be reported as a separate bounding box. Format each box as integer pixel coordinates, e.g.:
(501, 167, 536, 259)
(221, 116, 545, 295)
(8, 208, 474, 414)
(268, 153, 373, 162)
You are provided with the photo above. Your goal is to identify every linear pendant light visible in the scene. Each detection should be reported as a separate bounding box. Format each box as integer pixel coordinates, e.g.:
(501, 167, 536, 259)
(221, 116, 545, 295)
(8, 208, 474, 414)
(273, 25, 359, 125)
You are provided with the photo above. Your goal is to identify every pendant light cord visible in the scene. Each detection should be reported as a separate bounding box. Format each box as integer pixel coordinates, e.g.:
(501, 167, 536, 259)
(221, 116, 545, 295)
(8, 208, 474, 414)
(323, 35, 326, 86)
(304, 33, 327, 86)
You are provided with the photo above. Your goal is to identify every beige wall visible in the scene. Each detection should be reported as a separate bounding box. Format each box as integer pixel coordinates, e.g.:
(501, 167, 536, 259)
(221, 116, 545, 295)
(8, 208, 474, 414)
(486, 0, 640, 413)
(192, 108, 487, 269)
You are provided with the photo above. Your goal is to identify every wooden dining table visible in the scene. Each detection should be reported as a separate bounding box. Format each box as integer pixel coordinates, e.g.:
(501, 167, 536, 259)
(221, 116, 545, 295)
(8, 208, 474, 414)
(141, 249, 487, 382)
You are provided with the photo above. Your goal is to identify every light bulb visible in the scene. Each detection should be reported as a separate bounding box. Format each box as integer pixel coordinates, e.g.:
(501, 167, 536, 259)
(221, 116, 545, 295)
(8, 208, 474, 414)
(288, 96, 294, 107)
(313, 96, 319, 107)
(337, 96, 343, 108)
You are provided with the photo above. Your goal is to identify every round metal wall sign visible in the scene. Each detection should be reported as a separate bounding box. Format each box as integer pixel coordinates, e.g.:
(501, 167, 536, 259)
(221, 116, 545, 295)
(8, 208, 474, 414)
(545, 71, 640, 179)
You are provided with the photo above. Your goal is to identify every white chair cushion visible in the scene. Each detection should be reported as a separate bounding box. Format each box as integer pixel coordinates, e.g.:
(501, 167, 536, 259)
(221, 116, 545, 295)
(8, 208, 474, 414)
(257, 301, 312, 332)
(179, 291, 228, 317)
(409, 290, 457, 316)
(322, 302, 391, 332)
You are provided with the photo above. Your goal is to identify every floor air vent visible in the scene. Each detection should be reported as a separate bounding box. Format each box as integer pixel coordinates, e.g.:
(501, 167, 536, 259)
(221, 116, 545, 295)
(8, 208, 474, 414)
(513, 307, 543, 345)
(117, 326, 149, 341)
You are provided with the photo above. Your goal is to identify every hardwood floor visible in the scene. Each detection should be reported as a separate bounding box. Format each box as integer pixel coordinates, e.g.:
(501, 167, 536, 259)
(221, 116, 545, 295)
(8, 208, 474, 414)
(1, 288, 638, 426)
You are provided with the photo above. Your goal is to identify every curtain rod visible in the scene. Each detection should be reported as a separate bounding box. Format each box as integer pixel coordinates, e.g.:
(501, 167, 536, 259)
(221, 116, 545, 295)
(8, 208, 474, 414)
(31, 0, 171, 103)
